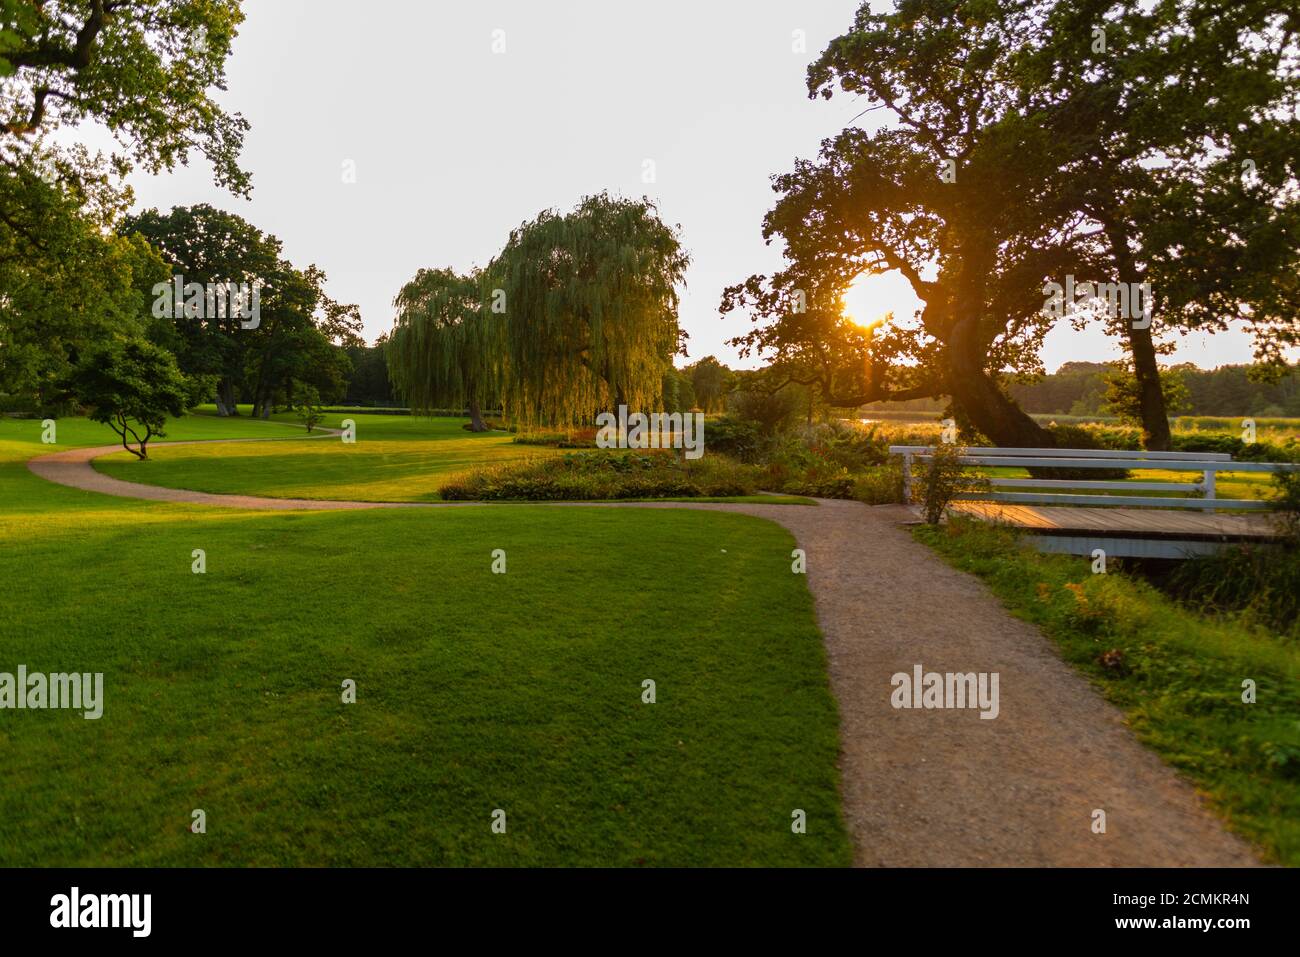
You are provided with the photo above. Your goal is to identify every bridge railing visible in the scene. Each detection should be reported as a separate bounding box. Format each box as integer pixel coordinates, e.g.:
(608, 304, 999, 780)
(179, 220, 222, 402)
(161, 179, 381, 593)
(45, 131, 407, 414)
(887, 445, 1298, 512)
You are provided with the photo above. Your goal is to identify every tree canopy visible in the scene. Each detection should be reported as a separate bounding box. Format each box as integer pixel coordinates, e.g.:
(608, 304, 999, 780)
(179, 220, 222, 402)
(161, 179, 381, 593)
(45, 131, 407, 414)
(62, 337, 191, 458)
(723, 0, 1299, 448)
(387, 267, 498, 431)
(491, 192, 689, 425)
(387, 193, 690, 428)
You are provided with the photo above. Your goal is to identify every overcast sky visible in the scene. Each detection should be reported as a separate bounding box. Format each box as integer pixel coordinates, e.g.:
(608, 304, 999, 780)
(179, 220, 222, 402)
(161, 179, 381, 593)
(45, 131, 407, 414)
(92, 0, 1277, 372)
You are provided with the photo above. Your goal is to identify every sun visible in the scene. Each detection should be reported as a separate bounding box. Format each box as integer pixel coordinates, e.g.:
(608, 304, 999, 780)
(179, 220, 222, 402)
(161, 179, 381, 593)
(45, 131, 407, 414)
(841, 270, 924, 331)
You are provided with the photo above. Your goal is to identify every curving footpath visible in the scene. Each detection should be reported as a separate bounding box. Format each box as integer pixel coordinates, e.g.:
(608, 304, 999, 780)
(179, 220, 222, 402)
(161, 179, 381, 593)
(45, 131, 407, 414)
(28, 437, 1262, 866)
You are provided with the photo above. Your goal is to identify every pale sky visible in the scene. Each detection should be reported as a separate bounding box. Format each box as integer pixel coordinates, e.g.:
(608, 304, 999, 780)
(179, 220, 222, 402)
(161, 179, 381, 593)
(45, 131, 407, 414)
(84, 0, 1278, 372)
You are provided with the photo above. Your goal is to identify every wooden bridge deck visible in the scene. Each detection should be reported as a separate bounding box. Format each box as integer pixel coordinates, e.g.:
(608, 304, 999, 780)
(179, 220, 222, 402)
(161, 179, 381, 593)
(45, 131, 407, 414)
(951, 502, 1284, 557)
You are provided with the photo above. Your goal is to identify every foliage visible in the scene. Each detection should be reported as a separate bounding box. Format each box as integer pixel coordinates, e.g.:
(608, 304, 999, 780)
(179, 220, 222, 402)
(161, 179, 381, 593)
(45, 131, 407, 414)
(491, 192, 689, 425)
(1271, 469, 1300, 543)
(727, 380, 802, 436)
(685, 356, 734, 412)
(1012, 362, 1300, 420)
(1102, 363, 1191, 426)
(61, 338, 190, 458)
(853, 464, 906, 505)
(0, 147, 168, 403)
(0, 2, 251, 409)
(295, 386, 324, 433)
(723, 0, 1299, 449)
(701, 414, 763, 463)
(1168, 544, 1300, 640)
(124, 204, 360, 418)
(342, 337, 394, 406)
(0, 0, 250, 192)
(386, 267, 497, 431)
(915, 444, 987, 525)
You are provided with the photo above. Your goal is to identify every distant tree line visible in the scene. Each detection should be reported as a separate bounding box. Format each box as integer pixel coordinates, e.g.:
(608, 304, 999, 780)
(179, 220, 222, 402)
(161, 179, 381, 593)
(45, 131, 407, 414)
(865, 362, 1300, 420)
(1011, 362, 1300, 419)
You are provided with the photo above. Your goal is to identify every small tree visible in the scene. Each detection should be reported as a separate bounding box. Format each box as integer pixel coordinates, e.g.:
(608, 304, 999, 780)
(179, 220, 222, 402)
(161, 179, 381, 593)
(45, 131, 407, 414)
(295, 384, 324, 433)
(64, 340, 190, 460)
(917, 444, 988, 525)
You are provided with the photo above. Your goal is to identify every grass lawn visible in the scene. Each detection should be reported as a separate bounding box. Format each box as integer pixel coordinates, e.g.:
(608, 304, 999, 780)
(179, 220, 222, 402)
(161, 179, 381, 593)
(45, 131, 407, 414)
(93, 409, 548, 502)
(916, 517, 1300, 865)
(1, 414, 850, 865)
(89, 409, 800, 504)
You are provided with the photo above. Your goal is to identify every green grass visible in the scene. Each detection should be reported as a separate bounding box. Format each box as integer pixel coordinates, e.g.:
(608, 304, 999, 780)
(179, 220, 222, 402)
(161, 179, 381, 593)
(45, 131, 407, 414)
(0, 413, 850, 865)
(916, 517, 1300, 865)
(91, 410, 546, 502)
(88, 410, 806, 505)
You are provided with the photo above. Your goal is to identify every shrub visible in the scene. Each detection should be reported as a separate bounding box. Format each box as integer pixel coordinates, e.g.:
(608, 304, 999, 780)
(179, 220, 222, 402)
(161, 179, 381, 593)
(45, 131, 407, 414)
(438, 450, 762, 501)
(915, 444, 988, 524)
(853, 464, 906, 505)
(1039, 423, 1130, 480)
(704, 415, 764, 462)
(1172, 433, 1297, 463)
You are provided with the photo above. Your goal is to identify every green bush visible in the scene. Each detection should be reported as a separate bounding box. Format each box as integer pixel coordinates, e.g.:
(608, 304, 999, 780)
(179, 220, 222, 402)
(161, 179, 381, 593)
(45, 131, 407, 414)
(915, 444, 988, 524)
(780, 476, 855, 499)
(1039, 423, 1131, 480)
(704, 415, 764, 462)
(853, 464, 906, 504)
(439, 450, 762, 501)
(1172, 433, 1298, 463)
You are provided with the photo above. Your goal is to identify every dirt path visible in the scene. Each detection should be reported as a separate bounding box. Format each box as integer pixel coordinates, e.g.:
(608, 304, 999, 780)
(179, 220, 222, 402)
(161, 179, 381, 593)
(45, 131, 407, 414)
(28, 441, 1261, 866)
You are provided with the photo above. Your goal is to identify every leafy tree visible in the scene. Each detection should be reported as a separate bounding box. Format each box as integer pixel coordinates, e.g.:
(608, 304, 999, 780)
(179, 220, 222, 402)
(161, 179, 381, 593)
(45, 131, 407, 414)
(295, 384, 323, 433)
(63, 338, 190, 459)
(386, 267, 497, 431)
(491, 192, 689, 425)
(725, 0, 1085, 447)
(343, 336, 394, 406)
(1, 1, 250, 406)
(1, 0, 249, 193)
(1021, 0, 1300, 448)
(123, 205, 360, 417)
(0, 155, 166, 404)
(726, 0, 1298, 449)
(686, 356, 733, 413)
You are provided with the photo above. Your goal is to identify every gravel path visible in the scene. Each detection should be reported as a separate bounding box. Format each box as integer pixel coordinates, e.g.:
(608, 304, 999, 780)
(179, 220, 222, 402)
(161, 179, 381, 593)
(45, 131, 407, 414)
(28, 441, 1261, 866)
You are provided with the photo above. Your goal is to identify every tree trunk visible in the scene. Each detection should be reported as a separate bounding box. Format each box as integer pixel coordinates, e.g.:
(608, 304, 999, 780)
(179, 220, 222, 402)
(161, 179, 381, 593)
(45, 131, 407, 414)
(216, 379, 238, 416)
(1103, 220, 1171, 450)
(947, 314, 1055, 448)
(467, 395, 489, 432)
(1125, 323, 1171, 450)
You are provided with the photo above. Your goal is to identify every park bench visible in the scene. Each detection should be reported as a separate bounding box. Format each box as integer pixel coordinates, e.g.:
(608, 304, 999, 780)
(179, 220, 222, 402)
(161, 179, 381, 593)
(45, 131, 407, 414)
(888, 445, 1297, 512)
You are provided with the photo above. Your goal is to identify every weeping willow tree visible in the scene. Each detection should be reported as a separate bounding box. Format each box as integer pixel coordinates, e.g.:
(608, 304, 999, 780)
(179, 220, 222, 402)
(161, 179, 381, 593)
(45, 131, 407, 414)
(386, 267, 498, 431)
(492, 193, 689, 425)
